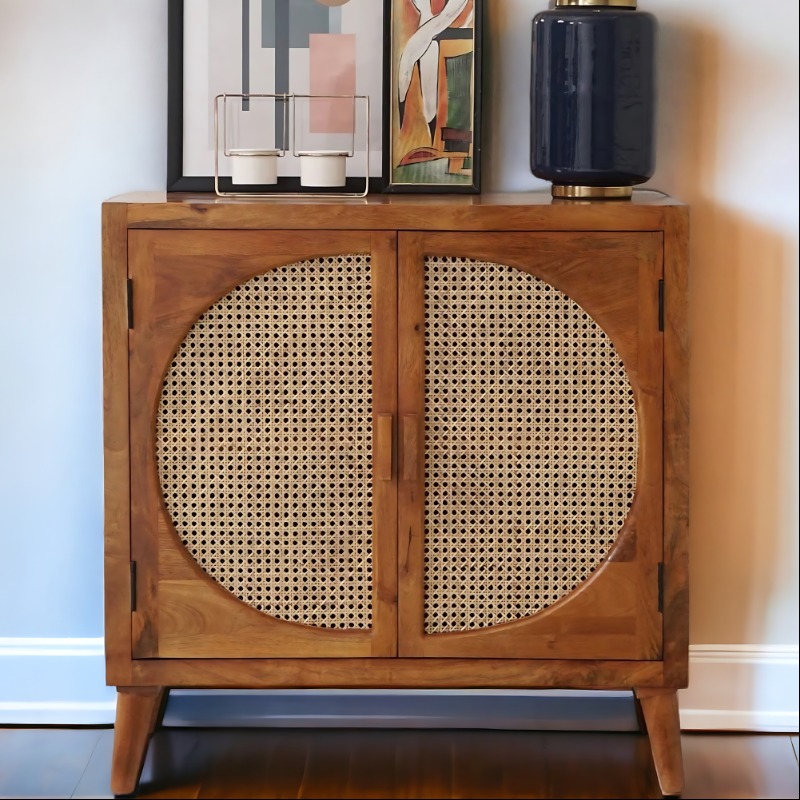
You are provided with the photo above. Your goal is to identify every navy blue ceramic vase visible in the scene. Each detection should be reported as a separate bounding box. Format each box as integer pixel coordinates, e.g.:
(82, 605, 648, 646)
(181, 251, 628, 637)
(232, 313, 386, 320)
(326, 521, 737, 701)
(531, 0, 656, 199)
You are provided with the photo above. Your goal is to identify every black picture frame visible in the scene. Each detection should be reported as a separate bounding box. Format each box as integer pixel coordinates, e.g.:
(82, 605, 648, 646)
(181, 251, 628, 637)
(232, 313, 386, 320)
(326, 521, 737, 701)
(167, 0, 384, 194)
(167, 0, 200, 192)
(382, 0, 482, 194)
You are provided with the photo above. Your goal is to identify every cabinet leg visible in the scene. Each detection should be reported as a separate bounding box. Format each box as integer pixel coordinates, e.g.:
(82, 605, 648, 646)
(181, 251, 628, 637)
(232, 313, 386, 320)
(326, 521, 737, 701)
(635, 688, 684, 797)
(111, 686, 167, 796)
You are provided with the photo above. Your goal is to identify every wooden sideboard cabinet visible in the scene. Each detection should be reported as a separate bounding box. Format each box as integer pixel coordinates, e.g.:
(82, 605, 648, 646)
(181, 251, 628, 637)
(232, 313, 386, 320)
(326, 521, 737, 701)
(103, 192, 689, 797)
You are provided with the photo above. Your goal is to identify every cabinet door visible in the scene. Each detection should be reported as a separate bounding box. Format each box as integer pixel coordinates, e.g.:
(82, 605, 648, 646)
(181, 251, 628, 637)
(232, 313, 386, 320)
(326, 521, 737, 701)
(129, 231, 397, 658)
(398, 232, 663, 660)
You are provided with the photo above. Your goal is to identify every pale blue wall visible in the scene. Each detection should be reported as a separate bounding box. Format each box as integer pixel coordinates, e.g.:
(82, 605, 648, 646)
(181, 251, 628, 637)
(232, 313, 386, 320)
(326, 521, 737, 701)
(0, 0, 167, 719)
(0, 0, 796, 724)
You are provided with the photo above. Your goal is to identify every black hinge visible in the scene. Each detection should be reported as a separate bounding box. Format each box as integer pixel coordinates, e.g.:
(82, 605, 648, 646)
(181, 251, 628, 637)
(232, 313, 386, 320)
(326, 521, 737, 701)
(658, 279, 665, 332)
(657, 562, 664, 613)
(127, 278, 134, 329)
(130, 561, 137, 612)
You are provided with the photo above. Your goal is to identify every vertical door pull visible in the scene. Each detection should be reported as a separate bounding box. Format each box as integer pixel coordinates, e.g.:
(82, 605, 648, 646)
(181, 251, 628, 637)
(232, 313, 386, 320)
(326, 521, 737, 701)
(375, 414, 393, 481)
(402, 414, 420, 482)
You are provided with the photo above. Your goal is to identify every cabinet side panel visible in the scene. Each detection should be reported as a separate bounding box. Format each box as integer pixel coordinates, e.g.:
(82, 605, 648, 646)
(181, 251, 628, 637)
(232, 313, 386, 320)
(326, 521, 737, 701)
(102, 203, 133, 684)
(631, 233, 664, 659)
(662, 207, 690, 687)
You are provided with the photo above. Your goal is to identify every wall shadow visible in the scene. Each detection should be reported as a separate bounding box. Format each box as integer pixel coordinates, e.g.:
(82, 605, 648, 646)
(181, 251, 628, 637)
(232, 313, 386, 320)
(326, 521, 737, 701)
(653, 16, 797, 650)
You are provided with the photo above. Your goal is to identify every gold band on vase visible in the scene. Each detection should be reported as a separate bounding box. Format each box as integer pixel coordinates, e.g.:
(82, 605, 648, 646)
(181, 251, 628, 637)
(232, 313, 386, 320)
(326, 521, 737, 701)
(551, 185, 634, 200)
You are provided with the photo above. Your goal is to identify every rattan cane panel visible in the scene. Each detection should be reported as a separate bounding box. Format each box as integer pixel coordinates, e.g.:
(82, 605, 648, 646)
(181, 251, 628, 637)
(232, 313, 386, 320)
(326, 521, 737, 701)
(424, 257, 638, 634)
(157, 255, 373, 629)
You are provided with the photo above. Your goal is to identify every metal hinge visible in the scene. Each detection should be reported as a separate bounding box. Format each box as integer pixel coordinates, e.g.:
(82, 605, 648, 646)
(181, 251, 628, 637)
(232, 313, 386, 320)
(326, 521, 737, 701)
(657, 562, 664, 613)
(658, 279, 664, 332)
(127, 278, 134, 329)
(130, 561, 137, 612)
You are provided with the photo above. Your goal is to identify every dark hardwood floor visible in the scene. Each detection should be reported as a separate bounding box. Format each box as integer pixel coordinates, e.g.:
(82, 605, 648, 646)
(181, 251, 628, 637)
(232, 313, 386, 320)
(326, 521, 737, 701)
(0, 727, 797, 799)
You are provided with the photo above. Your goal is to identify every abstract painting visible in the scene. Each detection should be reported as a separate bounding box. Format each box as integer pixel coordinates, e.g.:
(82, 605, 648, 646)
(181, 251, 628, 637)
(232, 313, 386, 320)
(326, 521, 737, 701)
(168, 0, 383, 192)
(384, 0, 482, 192)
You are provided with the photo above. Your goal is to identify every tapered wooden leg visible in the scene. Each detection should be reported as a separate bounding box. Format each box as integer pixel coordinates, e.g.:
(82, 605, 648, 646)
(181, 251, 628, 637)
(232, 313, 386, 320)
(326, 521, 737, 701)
(111, 686, 167, 796)
(635, 688, 684, 797)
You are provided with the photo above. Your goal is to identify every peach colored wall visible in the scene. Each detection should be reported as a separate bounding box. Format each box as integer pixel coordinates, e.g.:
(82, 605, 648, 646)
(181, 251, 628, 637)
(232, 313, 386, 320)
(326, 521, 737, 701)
(488, 0, 799, 646)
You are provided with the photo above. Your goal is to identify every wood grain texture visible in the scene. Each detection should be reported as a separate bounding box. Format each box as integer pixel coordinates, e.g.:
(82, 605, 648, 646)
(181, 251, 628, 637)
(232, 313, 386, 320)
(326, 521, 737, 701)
(128, 657, 666, 689)
(404, 232, 656, 374)
(111, 191, 684, 233)
(111, 686, 167, 796)
(397, 565, 651, 660)
(401, 414, 420, 483)
(397, 232, 664, 660)
(636, 688, 684, 797)
(104, 195, 690, 794)
(128, 231, 397, 659)
(155, 579, 377, 659)
(662, 206, 690, 687)
(375, 414, 394, 482)
(370, 232, 400, 658)
(128, 233, 159, 658)
(681, 733, 800, 800)
(2, 728, 796, 800)
(634, 232, 665, 661)
(102, 202, 134, 685)
(397, 233, 428, 660)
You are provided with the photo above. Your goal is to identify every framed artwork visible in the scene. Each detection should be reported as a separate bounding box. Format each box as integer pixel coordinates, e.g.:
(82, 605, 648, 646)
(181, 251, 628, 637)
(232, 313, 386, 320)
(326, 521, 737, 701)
(167, 0, 384, 193)
(383, 0, 482, 193)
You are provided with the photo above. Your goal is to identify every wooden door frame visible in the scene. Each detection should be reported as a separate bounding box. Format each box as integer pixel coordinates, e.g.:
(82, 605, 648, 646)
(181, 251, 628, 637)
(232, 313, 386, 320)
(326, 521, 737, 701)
(397, 231, 664, 660)
(127, 229, 398, 659)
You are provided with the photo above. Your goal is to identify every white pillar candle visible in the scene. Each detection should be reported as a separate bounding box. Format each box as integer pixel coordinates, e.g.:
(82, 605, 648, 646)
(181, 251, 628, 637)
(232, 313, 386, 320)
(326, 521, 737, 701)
(229, 149, 280, 185)
(298, 151, 348, 188)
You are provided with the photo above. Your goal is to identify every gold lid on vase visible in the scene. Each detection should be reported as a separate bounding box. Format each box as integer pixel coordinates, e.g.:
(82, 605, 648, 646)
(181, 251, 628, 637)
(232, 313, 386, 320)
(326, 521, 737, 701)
(552, 185, 633, 200)
(554, 0, 638, 8)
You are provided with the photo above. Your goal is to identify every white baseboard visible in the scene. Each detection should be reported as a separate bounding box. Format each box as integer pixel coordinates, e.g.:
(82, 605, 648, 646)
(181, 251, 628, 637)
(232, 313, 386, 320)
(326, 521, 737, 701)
(1, 639, 797, 732)
(0, 637, 116, 725)
(680, 644, 799, 732)
(0, 637, 105, 658)
(679, 709, 799, 731)
(0, 701, 117, 726)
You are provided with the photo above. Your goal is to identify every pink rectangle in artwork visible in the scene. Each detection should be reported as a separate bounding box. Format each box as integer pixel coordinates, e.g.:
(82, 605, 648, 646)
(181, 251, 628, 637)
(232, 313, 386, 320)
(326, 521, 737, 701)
(309, 33, 357, 134)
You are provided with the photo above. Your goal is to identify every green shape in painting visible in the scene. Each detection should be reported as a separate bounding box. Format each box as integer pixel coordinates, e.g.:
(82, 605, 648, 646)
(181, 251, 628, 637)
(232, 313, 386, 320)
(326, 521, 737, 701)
(393, 159, 472, 186)
(445, 52, 473, 131)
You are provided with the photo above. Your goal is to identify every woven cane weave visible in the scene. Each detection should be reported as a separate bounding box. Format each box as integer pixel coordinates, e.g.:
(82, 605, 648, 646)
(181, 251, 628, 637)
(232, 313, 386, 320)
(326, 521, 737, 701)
(157, 255, 373, 629)
(424, 257, 638, 633)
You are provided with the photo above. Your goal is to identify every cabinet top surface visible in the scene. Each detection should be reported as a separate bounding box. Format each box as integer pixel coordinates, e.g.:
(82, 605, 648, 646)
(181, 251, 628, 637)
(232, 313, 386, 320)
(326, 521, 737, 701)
(105, 191, 686, 231)
(109, 190, 683, 207)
